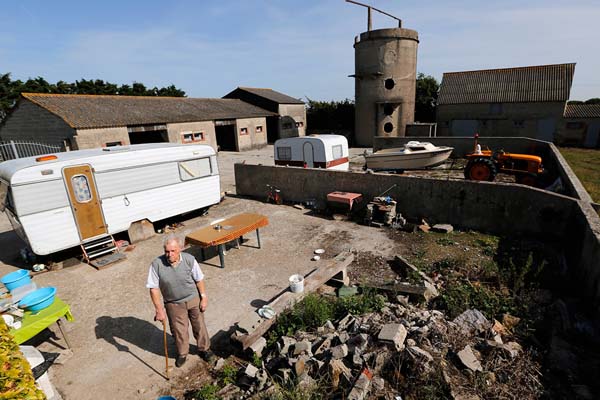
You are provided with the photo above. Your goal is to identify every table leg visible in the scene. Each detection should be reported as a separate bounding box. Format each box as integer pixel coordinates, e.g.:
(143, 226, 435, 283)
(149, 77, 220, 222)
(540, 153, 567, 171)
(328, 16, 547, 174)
(56, 319, 72, 349)
(218, 244, 225, 269)
(256, 229, 261, 249)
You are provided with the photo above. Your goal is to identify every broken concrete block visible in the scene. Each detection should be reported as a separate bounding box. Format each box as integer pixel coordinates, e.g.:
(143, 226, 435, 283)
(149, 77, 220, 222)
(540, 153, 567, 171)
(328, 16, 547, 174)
(128, 219, 155, 243)
(418, 224, 431, 233)
(337, 313, 357, 330)
(352, 351, 364, 368)
(313, 334, 334, 356)
(244, 364, 259, 378)
(329, 359, 352, 389)
(485, 340, 522, 358)
(372, 376, 385, 391)
(277, 336, 296, 355)
(294, 355, 311, 376)
(378, 323, 408, 351)
(323, 320, 335, 330)
(502, 313, 521, 330)
(423, 281, 439, 301)
(214, 357, 226, 371)
(278, 368, 292, 383)
(338, 331, 350, 344)
(293, 340, 313, 356)
(457, 345, 482, 372)
(407, 345, 434, 364)
(331, 344, 349, 360)
(453, 309, 491, 336)
(249, 337, 267, 357)
(432, 224, 454, 233)
(347, 333, 370, 354)
(347, 368, 373, 400)
(371, 351, 390, 375)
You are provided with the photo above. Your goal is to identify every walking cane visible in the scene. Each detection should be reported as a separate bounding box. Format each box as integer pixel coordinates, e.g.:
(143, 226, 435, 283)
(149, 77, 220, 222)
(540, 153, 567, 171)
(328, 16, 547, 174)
(162, 319, 170, 380)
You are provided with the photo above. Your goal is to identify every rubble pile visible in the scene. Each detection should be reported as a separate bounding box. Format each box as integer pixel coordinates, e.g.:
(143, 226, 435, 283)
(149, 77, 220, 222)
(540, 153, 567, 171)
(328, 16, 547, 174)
(209, 296, 541, 399)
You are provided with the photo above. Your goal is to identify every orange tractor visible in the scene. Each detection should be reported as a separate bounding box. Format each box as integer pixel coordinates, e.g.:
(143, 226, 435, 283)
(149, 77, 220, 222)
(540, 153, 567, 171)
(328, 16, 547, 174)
(464, 135, 544, 186)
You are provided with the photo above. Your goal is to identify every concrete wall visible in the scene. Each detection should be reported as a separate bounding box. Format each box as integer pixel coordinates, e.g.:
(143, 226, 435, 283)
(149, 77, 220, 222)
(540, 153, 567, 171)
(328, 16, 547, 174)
(278, 104, 306, 138)
(73, 127, 130, 149)
(436, 102, 565, 140)
(0, 100, 75, 145)
(167, 121, 217, 151)
(234, 163, 600, 305)
(236, 117, 268, 151)
(354, 28, 419, 146)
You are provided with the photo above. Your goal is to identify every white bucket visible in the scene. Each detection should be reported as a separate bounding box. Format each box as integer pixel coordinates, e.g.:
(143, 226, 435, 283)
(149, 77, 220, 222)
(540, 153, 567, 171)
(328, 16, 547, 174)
(289, 274, 304, 293)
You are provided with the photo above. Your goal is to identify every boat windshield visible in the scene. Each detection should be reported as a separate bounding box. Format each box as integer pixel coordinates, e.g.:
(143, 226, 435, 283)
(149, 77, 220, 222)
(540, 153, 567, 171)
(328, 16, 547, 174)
(408, 146, 427, 151)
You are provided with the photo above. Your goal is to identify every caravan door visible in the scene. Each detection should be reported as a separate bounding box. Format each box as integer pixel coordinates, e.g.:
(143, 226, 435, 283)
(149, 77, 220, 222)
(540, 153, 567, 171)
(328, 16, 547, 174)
(303, 142, 314, 168)
(63, 165, 108, 240)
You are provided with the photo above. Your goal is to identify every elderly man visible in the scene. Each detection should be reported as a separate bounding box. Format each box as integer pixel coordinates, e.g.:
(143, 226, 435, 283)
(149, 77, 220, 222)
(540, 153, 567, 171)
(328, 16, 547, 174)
(147, 235, 212, 367)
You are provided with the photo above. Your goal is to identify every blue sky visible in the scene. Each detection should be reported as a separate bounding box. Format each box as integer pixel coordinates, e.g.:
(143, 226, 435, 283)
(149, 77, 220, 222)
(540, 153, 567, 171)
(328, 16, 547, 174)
(1, 0, 599, 101)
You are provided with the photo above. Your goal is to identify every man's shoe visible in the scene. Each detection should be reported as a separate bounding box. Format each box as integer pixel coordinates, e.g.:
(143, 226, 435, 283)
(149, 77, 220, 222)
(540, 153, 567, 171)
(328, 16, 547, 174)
(175, 355, 187, 368)
(198, 350, 215, 363)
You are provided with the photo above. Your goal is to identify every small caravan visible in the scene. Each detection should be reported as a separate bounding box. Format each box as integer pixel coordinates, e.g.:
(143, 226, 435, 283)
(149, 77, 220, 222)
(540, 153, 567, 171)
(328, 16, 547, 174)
(0, 143, 221, 257)
(274, 135, 349, 171)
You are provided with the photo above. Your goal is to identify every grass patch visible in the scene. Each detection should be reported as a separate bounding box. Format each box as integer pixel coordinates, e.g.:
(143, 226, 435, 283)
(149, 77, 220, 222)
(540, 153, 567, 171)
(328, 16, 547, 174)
(192, 383, 220, 400)
(559, 147, 600, 202)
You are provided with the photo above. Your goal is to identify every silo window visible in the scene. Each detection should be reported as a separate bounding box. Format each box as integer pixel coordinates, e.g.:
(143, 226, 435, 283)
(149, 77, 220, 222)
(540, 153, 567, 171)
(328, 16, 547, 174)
(383, 104, 394, 116)
(384, 122, 394, 133)
(384, 78, 395, 90)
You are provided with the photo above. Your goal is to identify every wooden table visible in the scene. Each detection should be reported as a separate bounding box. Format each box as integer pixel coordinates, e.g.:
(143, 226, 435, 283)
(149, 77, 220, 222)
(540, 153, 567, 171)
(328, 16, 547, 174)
(185, 213, 269, 268)
(9, 297, 74, 348)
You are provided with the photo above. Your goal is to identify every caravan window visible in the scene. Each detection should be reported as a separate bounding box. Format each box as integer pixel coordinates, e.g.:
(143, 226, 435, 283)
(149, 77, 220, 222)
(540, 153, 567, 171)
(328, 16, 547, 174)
(277, 146, 292, 160)
(332, 144, 343, 159)
(179, 158, 212, 181)
(0, 181, 8, 212)
(71, 175, 92, 203)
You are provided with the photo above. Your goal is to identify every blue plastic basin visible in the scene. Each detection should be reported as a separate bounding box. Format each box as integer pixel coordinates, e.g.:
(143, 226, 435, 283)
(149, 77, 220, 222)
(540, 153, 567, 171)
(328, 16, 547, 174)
(1, 269, 31, 291)
(19, 287, 56, 311)
(157, 397, 177, 400)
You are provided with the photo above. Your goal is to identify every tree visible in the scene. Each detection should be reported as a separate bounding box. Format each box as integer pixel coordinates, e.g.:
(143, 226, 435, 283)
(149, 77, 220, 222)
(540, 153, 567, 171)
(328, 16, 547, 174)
(585, 98, 600, 104)
(415, 73, 439, 122)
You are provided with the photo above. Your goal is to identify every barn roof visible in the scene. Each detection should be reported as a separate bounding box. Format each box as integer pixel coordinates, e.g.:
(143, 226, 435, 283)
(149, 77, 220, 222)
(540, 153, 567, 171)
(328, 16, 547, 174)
(564, 104, 600, 118)
(227, 87, 305, 104)
(437, 63, 576, 105)
(20, 93, 276, 129)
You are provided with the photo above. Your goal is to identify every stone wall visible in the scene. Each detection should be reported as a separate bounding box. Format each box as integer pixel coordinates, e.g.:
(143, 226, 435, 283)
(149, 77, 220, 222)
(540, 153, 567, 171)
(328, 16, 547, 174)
(234, 163, 600, 306)
(236, 117, 268, 151)
(73, 127, 129, 149)
(167, 121, 217, 151)
(0, 100, 75, 145)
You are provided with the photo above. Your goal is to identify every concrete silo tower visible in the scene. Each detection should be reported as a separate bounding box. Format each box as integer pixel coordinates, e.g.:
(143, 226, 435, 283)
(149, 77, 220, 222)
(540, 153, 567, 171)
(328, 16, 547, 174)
(348, 1, 419, 146)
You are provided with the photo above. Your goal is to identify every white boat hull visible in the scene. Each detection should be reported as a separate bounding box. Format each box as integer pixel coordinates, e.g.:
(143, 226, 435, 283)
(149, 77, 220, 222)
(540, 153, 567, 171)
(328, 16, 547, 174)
(365, 147, 453, 171)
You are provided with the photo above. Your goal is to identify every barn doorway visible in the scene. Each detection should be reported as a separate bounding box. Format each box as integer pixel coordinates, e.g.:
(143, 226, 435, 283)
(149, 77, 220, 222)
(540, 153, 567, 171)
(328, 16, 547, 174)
(128, 130, 168, 144)
(267, 116, 279, 143)
(215, 124, 238, 151)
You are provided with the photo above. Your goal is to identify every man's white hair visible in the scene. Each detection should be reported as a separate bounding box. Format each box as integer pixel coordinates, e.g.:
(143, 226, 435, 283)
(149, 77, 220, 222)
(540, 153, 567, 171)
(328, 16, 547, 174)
(163, 234, 184, 248)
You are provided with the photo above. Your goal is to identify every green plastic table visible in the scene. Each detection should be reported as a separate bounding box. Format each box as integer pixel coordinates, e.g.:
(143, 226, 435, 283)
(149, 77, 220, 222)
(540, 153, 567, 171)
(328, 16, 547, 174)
(8, 297, 74, 347)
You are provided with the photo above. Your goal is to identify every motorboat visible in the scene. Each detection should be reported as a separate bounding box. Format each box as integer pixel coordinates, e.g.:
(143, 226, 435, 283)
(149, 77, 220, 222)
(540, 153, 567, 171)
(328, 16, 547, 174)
(364, 141, 454, 171)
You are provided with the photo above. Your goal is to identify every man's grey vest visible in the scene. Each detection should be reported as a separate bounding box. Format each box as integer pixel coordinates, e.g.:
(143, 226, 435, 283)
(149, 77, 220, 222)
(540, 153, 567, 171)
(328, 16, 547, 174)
(151, 252, 199, 304)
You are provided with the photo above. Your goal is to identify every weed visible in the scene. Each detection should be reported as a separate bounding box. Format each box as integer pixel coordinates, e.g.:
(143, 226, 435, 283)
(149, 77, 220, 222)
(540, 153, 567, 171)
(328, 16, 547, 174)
(474, 237, 498, 257)
(440, 280, 514, 320)
(218, 363, 238, 386)
(193, 384, 220, 400)
(436, 237, 455, 246)
(335, 289, 386, 317)
(251, 353, 262, 369)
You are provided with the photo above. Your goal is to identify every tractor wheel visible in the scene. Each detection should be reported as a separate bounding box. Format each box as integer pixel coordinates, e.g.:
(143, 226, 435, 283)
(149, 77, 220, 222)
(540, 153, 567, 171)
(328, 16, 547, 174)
(464, 158, 497, 182)
(515, 173, 538, 187)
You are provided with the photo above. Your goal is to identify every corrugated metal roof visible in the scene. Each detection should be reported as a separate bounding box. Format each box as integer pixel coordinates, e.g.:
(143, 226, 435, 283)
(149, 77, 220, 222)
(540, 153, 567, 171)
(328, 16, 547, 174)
(234, 87, 305, 104)
(21, 93, 276, 129)
(438, 63, 576, 105)
(564, 104, 600, 118)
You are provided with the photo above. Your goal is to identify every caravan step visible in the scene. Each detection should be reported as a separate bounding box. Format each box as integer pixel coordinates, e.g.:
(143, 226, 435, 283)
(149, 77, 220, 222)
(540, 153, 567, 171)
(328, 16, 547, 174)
(82, 238, 114, 250)
(86, 247, 117, 259)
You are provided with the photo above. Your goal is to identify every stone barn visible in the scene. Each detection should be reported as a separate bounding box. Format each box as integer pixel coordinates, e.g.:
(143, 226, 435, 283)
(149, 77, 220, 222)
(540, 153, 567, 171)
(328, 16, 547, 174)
(0, 93, 276, 151)
(223, 87, 306, 143)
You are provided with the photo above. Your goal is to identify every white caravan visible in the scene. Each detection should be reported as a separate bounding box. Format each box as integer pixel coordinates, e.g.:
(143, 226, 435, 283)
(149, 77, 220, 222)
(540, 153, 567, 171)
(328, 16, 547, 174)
(274, 135, 349, 171)
(0, 143, 221, 256)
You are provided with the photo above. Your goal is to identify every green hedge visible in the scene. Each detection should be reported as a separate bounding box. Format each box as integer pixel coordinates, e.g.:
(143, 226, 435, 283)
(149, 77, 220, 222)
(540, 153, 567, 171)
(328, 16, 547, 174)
(0, 319, 45, 399)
